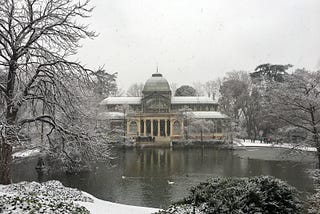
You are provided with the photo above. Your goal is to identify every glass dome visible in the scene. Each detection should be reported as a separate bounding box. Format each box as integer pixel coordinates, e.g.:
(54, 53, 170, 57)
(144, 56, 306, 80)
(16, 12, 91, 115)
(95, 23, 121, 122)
(142, 73, 171, 92)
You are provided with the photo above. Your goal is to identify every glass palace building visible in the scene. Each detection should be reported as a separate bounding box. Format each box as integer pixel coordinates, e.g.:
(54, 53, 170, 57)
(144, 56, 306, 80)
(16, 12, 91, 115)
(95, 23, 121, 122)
(99, 72, 228, 143)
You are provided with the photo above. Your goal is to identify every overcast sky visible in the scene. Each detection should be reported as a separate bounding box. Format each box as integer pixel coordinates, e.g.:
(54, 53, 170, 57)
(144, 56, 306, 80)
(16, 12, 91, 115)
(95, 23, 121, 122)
(76, 0, 320, 90)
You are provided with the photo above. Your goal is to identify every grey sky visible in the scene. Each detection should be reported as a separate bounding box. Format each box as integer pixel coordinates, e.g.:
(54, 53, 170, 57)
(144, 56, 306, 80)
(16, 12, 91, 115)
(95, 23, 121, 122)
(77, 0, 320, 90)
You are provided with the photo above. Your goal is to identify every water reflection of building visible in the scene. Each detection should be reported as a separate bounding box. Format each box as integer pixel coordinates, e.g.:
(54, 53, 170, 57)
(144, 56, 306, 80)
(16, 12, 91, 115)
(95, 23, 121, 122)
(99, 72, 228, 143)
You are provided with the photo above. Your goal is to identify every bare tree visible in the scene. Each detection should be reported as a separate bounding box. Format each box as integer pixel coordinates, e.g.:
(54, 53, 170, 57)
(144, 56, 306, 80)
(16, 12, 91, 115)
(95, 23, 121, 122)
(0, 0, 100, 184)
(269, 69, 320, 168)
(219, 71, 251, 121)
(218, 71, 264, 141)
(192, 82, 205, 96)
(170, 82, 178, 95)
(127, 83, 144, 97)
(204, 79, 221, 100)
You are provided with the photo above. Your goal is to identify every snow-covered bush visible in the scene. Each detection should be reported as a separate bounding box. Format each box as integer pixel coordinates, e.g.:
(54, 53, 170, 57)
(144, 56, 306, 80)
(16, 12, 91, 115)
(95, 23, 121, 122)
(307, 169, 320, 214)
(157, 176, 302, 214)
(0, 180, 92, 213)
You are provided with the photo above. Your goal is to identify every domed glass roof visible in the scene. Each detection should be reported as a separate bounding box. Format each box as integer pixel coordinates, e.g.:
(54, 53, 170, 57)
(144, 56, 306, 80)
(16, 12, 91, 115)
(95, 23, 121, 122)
(142, 73, 171, 92)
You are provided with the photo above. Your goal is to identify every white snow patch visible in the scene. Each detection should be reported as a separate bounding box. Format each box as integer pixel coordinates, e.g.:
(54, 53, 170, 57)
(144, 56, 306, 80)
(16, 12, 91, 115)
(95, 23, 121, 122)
(12, 148, 40, 158)
(189, 111, 228, 119)
(77, 192, 160, 214)
(0, 181, 160, 214)
(98, 112, 125, 120)
(233, 139, 317, 152)
(99, 97, 141, 105)
(171, 96, 217, 104)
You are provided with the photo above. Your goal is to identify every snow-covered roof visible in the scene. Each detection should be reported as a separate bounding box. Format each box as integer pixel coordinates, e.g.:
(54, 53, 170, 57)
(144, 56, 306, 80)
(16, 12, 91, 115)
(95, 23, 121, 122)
(99, 96, 218, 105)
(188, 111, 228, 119)
(98, 112, 125, 120)
(99, 97, 141, 105)
(171, 96, 217, 104)
(98, 111, 227, 120)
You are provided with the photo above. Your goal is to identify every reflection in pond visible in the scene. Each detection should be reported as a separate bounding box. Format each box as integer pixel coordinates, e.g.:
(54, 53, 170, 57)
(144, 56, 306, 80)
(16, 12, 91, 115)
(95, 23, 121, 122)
(13, 147, 316, 208)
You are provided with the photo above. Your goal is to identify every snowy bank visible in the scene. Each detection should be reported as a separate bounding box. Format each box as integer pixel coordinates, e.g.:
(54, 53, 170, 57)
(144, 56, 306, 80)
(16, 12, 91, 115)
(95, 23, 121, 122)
(12, 148, 41, 158)
(233, 139, 317, 152)
(0, 180, 159, 214)
(77, 192, 159, 214)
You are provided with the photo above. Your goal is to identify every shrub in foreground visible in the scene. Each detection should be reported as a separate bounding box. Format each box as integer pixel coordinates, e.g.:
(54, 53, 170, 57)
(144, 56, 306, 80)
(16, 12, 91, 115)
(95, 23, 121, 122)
(0, 180, 92, 214)
(307, 169, 320, 214)
(157, 176, 302, 214)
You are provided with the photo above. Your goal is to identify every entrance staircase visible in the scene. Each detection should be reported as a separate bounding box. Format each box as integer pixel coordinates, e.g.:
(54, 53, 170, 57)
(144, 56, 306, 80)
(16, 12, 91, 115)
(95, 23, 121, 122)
(154, 136, 171, 143)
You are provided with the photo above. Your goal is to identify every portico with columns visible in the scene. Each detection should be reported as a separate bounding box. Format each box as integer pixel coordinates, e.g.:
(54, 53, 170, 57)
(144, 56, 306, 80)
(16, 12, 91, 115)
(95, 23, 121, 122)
(126, 115, 184, 139)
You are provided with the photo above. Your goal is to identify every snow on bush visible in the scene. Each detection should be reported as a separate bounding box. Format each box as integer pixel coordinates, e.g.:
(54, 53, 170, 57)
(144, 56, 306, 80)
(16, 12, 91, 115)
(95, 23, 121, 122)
(157, 176, 302, 214)
(307, 169, 320, 214)
(0, 180, 93, 213)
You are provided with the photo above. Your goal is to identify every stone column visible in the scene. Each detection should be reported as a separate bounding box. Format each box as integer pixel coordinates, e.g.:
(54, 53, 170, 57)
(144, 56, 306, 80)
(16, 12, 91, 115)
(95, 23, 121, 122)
(170, 119, 174, 136)
(127, 121, 130, 135)
(143, 119, 146, 136)
(181, 120, 184, 136)
(165, 119, 167, 136)
(151, 119, 153, 137)
(137, 120, 141, 136)
(158, 119, 160, 137)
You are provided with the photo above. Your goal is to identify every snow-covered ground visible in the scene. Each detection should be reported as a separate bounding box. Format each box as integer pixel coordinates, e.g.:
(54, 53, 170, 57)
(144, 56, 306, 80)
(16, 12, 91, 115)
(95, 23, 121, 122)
(233, 139, 317, 152)
(77, 192, 159, 214)
(12, 148, 41, 158)
(0, 181, 159, 214)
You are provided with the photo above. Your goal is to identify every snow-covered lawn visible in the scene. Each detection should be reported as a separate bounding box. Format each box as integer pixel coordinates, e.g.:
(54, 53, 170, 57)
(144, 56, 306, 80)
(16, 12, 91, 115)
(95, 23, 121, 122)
(234, 139, 317, 152)
(77, 192, 159, 214)
(0, 181, 159, 214)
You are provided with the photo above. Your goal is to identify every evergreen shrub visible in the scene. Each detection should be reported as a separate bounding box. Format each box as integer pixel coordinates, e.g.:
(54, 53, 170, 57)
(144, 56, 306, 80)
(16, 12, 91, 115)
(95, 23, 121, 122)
(157, 176, 302, 214)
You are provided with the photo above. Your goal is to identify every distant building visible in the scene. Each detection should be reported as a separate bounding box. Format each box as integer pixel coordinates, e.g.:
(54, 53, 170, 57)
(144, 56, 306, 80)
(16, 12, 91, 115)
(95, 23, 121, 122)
(99, 72, 228, 143)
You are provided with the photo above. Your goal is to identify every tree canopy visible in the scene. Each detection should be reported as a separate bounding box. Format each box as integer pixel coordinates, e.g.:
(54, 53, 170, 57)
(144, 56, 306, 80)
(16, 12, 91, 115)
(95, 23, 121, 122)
(175, 85, 197, 96)
(250, 63, 292, 82)
(268, 69, 320, 167)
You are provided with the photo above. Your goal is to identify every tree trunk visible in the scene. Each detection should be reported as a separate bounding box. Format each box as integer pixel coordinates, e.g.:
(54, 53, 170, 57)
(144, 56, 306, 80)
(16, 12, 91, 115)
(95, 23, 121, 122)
(0, 59, 18, 184)
(0, 139, 12, 184)
(1, 106, 18, 184)
(314, 130, 320, 169)
(0, 113, 16, 184)
(318, 149, 320, 169)
(310, 107, 320, 169)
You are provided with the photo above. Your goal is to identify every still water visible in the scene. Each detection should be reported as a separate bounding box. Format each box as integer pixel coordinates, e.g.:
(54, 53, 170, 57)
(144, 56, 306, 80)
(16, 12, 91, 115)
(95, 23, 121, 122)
(13, 147, 317, 208)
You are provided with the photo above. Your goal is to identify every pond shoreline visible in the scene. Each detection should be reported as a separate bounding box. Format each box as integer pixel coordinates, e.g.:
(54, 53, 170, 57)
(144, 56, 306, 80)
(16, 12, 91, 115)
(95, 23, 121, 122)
(110, 138, 318, 152)
(12, 146, 315, 209)
(111, 139, 231, 149)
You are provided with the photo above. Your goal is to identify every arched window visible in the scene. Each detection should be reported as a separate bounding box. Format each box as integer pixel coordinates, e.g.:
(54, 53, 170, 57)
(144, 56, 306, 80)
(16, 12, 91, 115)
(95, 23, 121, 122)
(173, 121, 181, 135)
(129, 121, 137, 134)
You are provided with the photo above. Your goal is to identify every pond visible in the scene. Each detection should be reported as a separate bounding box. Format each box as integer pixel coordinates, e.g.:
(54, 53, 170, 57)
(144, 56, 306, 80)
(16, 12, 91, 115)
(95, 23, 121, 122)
(12, 147, 317, 209)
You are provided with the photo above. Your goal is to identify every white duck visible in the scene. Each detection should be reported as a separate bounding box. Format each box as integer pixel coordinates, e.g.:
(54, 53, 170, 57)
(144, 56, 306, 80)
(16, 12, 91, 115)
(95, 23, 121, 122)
(167, 180, 174, 185)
